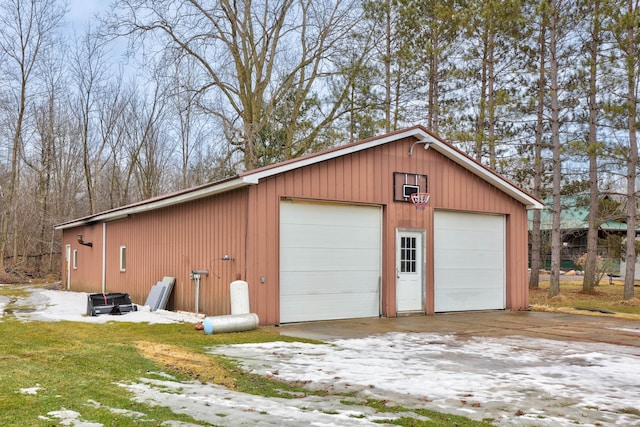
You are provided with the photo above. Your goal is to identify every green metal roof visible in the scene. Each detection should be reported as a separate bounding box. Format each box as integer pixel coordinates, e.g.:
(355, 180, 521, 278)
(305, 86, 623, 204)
(528, 196, 633, 231)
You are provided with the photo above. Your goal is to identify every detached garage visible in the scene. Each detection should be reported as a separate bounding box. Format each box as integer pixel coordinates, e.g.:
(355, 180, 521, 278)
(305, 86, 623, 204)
(56, 126, 542, 325)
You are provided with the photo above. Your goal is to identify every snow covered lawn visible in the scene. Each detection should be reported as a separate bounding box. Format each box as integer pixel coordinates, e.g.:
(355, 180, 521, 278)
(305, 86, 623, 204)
(4, 285, 640, 426)
(209, 333, 640, 425)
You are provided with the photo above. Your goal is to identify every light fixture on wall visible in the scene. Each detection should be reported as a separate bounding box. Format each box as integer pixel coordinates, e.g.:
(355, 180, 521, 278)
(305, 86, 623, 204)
(408, 137, 434, 156)
(220, 254, 235, 261)
(77, 234, 93, 247)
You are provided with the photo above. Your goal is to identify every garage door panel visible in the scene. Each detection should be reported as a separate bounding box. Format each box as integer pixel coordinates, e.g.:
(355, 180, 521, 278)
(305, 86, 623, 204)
(434, 211, 505, 312)
(281, 248, 381, 270)
(436, 212, 501, 230)
(280, 271, 380, 295)
(434, 288, 504, 311)
(435, 268, 504, 284)
(281, 204, 380, 227)
(281, 224, 380, 249)
(435, 230, 504, 251)
(436, 249, 505, 269)
(280, 202, 381, 323)
(280, 292, 380, 323)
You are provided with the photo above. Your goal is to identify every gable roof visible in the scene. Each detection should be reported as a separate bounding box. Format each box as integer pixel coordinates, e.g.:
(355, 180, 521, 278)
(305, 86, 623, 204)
(55, 125, 543, 230)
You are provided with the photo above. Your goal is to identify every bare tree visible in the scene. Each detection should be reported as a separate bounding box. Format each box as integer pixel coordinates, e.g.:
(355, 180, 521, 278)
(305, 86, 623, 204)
(22, 46, 67, 274)
(165, 57, 212, 189)
(0, 0, 64, 272)
(96, 80, 131, 211)
(127, 82, 169, 200)
(107, 0, 364, 170)
(69, 27, 111, 215)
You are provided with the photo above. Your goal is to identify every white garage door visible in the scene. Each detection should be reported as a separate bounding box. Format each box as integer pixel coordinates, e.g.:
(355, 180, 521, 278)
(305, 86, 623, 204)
(280, 201, 382, 323)
(434, 211, 505, 312)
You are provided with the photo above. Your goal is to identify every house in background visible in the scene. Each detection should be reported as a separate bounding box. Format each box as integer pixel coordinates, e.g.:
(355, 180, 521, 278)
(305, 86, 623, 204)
(529, 196, 634, 273)
(55, 126, 543, 325)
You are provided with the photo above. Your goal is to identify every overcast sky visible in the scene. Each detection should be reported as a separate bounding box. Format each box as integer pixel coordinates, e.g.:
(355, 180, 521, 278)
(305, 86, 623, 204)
(65, 0, 109, 30)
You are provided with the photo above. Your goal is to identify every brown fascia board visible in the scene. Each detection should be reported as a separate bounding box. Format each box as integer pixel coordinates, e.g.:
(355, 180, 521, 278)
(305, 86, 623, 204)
(55, 126, 543, 230)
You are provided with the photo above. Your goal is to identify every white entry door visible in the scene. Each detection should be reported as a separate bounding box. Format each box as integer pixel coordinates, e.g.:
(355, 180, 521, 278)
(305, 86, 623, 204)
(396, 230, 424, 312)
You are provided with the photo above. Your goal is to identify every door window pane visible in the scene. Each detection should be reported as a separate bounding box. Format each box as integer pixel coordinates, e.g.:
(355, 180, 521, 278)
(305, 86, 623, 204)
(400, 236, 417, 273)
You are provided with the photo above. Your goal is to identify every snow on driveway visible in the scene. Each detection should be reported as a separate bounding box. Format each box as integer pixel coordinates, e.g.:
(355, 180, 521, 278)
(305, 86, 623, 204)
(5, 285, 640, 426)
(209, 333, 640, 425)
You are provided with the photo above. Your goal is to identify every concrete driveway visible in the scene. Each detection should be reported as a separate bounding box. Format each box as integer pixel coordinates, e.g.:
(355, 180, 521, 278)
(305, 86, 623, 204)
(274, 310, 640, 347)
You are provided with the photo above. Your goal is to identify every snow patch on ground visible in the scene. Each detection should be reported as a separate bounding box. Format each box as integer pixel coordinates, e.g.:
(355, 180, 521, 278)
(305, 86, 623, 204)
(42, 409, 103, 427)
(117, 377, 411, 426)
(208, 333, 640, 426)
(20, 384, 42, 395)
(85, 399, 146, 418)
(13, 288, 204, 324)
(0, 295, 8, 320)
(607, 326, 640, 334)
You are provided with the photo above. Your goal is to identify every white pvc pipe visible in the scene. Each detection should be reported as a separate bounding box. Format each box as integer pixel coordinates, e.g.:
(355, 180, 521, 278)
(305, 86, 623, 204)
(101, 223, 107, 293)
(194, 275, 200, 313)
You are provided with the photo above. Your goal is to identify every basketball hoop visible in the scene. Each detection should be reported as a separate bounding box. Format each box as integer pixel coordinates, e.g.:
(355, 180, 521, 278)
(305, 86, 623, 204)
(411, 192, 430, 210)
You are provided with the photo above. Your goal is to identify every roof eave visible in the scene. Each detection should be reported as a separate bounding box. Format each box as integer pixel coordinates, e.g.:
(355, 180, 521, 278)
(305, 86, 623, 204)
(54, 177, 252, 230)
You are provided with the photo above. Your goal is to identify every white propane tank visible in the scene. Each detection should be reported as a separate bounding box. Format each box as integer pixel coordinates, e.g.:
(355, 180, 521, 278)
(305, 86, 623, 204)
(202, 313, 259, 334)
(230, 280, 250, 315)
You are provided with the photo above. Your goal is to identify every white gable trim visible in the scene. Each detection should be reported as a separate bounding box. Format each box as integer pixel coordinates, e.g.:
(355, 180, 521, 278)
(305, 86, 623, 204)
(428, 137, 544, 210)
(243, 128, 431, 182)
(242, 127, 543, 210)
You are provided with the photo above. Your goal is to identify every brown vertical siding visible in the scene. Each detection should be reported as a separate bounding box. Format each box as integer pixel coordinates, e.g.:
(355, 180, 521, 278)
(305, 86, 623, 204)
(244, 136, 530, 322)
(64, 189, 248, 316)
(62, 224, 104, 293)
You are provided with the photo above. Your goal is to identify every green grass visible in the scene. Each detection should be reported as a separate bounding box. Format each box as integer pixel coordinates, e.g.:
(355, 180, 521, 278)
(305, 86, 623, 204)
(529, 279, 640, 319)
(348, 398, 494, 426)
(1, 320, 194, 426)
(0, 285, 487, 427)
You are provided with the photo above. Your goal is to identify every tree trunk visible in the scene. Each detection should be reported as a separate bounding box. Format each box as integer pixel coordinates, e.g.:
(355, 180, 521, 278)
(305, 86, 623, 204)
(487, 18, 497, 170)
(0, 75, 27, 273)
(384, 0, 391, 133)
(582, 0, 601, 292)
(548, 0, 562, 298)
(476, 25, 488, 163)
(428, 34, 439, 134)
(623, 0, 638, 300)
(529, 18, 547, 289)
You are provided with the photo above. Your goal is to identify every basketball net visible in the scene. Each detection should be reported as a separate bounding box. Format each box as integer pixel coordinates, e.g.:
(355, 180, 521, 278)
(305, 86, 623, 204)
(411, 192, 430, 210)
